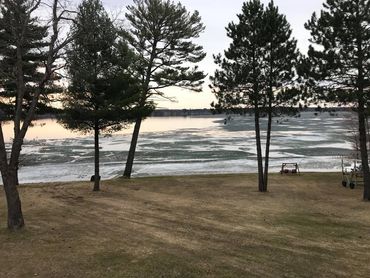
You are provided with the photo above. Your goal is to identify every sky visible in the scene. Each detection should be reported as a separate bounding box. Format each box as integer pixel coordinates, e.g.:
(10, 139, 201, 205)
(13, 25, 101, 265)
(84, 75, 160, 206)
(95, 0, 326, 109)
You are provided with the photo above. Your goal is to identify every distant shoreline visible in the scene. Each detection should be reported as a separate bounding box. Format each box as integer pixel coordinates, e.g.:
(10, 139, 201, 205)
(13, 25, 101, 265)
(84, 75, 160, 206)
(35, 107, 354, 120)
(151, 107, 353, 117)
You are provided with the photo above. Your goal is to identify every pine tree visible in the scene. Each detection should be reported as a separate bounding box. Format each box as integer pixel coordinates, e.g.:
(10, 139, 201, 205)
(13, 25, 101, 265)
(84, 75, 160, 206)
(304, 0, 370, 200)
(0, 0, 74, 230)
(212, 0, 266, 191)
(0, 0, 58, 121)
(211, 0, 299, 192)
(59, 0, 146, 191)
(0, 0, 61, 186)
(122, 0, 206, 178)
(261, 1, 300, 190)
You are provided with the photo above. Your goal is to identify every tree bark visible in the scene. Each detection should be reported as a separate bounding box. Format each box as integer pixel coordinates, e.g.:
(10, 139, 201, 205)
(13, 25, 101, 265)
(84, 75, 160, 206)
(123, 37, 157, 179)
(15, 164, 19, 186)
(263, 102, 273, 192)
(366, 115, 370, 150)
(254, 106, 264, 192)
(93, 120, 100, 191)
(358, 100, 370, 200)
(15, 173, 19, 186)
(2, 168, 24, 230)
(124, 116, 142, 178)
(263, 44, 275, 193)
(355, 26, 370, 200)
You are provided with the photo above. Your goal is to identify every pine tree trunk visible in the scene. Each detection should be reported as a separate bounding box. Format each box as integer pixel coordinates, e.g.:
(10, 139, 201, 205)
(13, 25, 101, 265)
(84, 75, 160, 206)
(122, 37, 156, 179)
(93, 120, 100, 191)
(358, 101, 370, 200)
(15, 168, 19, 186)
(264, 47, 274, 193)
(123, 116, 142, 178)
(366, 116, 370, 150)
(254, 107, 264, 192)
(2, 168, 24, 230)
(263, 104, 272, 192)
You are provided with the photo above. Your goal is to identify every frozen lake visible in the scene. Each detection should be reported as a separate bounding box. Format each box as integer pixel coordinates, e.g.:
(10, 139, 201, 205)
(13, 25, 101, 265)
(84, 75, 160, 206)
(3, 111, 354, 183)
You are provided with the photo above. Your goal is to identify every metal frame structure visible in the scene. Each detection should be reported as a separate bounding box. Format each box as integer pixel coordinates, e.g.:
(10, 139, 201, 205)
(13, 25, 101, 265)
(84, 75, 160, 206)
(280, 163, 300, 175)
(341, 157, 363, 189)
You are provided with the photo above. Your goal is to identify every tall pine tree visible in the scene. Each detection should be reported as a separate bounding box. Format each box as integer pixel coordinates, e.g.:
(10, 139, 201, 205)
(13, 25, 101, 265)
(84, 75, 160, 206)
(0, 0, 60, 186)
(60, 0, 146, 191)
(0, 0, 57, 120)
(211, 0, 299, 192)
(122, 0, 206, 178)
(0, 0, 74, 230)
(261, 1, 300, 190)
(304, 0, 370, 200)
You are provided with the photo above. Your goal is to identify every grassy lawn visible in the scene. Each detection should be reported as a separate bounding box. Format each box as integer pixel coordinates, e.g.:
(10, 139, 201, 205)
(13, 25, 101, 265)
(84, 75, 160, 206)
(0, 173, 369, 277)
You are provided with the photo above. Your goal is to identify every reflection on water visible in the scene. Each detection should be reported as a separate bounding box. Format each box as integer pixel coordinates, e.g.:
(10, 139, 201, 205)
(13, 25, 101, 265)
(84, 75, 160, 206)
(1, 112, 354, 183)
(1, 116, 221, 142)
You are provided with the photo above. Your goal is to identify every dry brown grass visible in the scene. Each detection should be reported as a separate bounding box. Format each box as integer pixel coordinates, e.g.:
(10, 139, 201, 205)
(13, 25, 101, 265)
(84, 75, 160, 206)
(0, 173, 370, 277)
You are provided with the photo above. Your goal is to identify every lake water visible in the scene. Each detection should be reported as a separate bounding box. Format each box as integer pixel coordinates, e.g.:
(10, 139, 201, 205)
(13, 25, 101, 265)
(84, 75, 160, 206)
(3, 111, 354, 183)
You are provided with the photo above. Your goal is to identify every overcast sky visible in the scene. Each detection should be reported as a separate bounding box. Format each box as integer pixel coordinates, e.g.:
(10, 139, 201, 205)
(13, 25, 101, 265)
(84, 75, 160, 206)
(98, 0, 325, 109)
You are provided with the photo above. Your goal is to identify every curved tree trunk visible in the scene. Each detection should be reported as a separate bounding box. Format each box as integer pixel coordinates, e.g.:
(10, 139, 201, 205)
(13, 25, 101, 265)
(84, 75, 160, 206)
(93, 120, 100, 191)
(123, 37, 157, 179)
(123, 116, 142, 178)
(2, 168, 24, 230)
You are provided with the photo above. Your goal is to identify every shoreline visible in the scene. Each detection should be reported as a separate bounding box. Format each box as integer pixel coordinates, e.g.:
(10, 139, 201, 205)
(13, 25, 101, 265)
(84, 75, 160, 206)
(10, 171, 345, 187)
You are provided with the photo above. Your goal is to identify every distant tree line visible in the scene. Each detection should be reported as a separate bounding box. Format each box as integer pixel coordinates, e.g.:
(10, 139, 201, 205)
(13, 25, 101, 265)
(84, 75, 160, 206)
(0, 0, 369, 231)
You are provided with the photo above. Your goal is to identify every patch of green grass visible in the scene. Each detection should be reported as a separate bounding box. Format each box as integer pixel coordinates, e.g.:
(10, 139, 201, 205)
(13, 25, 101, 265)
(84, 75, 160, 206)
(93, 250, 208, 278)
(277, 212, 361, 240)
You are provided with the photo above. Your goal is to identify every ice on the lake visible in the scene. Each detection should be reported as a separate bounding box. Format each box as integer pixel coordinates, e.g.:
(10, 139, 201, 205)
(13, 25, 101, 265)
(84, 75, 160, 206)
(5, 111, 353, 184)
